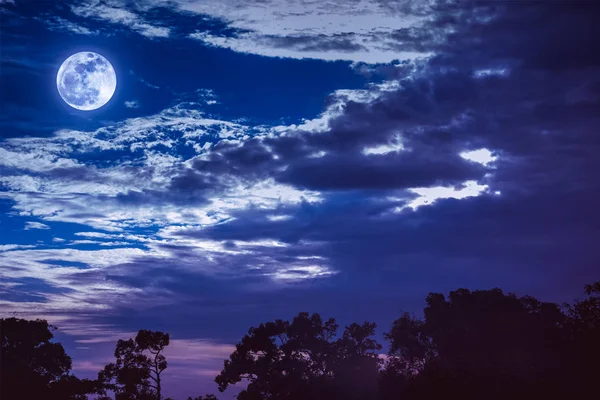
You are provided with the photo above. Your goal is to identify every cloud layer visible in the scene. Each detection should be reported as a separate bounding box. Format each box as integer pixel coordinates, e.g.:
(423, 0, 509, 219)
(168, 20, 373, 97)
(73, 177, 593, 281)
(49, 0, 435, 62)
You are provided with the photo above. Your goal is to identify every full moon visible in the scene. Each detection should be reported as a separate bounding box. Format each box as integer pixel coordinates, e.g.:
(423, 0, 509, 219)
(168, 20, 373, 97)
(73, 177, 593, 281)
(56, 52, 116, 111)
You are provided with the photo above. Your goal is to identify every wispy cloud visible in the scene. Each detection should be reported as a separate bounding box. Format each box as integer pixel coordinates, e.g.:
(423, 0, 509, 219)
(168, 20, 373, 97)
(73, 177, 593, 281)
(0, 244, 36, 252)
(71, 1, 170, 39)
(40, 16, 98, 35)
(24, 221, 50, 230)
(124, 100, 140, 108)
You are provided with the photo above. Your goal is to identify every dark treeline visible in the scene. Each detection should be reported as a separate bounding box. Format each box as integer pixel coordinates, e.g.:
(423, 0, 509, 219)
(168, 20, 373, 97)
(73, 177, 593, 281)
(1, 282, 598, 400)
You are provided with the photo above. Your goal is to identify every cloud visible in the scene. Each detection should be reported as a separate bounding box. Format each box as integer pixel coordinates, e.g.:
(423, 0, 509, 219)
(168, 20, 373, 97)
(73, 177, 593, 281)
(127, 70, 160, 90)
(71, 1, 170, 39)
(124, 100, 140, 108)
(275, 152, 487, 191)
(63, 0, 433, 63)
(189, 31, 426, 63)
(179, 0, 435, 62)
(24, 221, 50, 230)
(460, 149, 497, 167)
(0, 146, 79, 172)
(404, 180, 489, 210)
(0, 244, 36, 252)
(40, 16, 98, 35)
(152, 1, 600, 300)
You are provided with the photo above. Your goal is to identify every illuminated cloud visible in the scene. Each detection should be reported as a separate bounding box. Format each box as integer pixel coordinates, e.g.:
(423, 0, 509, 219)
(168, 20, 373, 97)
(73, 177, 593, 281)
(71, 0, 434, 63)
(71, 1, 170, 38)
(270, 265, 337, 282)
(404, 180, 489, 210)
(39, 16, 98, 35)
(460, 149, 497, 166)
(363, 135, 404, 156)
(179, 0, 432, 62)
(474, 68, 510, 78)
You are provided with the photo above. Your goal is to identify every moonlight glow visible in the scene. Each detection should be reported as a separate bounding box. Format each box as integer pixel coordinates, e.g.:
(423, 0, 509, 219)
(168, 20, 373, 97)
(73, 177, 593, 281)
(56, 52, 116, 111)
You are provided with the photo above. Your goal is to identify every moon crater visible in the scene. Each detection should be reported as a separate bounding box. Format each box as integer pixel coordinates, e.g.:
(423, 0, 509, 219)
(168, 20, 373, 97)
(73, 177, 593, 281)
(57, 52, 116, 111)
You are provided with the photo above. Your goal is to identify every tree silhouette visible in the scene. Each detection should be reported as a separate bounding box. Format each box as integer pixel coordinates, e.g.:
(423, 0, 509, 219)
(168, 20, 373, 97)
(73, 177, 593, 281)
(137, 330, 170, 400)
(330, 321, 382, 398)
(568, 281, 600, 329)
(4, 281, 599, 400)
(98, 330, 170, 400)
(215, 312, 381, 400)
(382, 288, 572, 399)
(565, 280, 600, 396)
(0, 317, 96, 400)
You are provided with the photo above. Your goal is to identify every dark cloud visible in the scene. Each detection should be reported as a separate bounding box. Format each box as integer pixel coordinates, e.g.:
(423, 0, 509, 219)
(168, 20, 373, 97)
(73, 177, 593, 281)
(0, 277, 75, 303)
(277, 152, 485, 190)
(185, 69, 493, 191)
(171, 0, 600, 305)
(169, 168, 218, 191)
(424, 1, 600, 71)
(157, 0, 600, 317)
(47, 166, 103, 181)
(261, 33, 366, 53)
(113, 188, 210, 207)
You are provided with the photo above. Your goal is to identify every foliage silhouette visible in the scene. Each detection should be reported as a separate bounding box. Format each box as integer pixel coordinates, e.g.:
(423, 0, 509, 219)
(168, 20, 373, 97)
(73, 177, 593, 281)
(564, 281, 600, 396)
(98, 330, 170, 400)
(0, 317, 96, 400)
(96, 329, 218, 400)
(215, 312, 382, 400)
(2, 281, 599, 400)
(381, 287, 586, 400)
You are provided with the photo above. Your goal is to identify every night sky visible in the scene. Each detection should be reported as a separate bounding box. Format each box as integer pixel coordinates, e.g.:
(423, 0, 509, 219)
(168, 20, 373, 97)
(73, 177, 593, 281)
(1, 0, 599, 398)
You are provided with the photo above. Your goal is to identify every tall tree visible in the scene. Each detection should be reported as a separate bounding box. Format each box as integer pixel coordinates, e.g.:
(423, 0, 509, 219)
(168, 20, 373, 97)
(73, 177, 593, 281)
(215, 312, 381, 400)
(136, 330, 169, 400)
(98, 330, 170, 400)
(0, 317, 96, 400)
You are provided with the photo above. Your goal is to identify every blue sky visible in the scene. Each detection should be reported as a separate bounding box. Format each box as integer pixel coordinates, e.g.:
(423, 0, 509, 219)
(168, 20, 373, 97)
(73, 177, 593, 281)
(1, 0, 600, 398)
